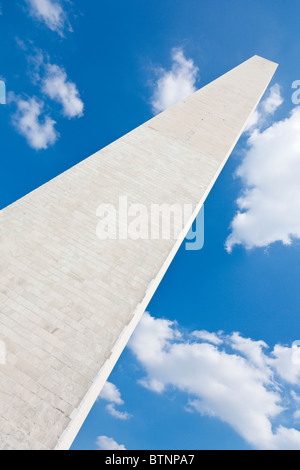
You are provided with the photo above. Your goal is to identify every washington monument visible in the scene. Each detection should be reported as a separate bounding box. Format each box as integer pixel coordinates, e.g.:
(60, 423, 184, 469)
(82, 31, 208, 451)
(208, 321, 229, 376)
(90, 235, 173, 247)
(0, 55, 278, 450)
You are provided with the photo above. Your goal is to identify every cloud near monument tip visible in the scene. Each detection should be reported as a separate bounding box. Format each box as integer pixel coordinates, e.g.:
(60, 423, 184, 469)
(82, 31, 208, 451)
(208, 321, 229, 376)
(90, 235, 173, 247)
(226, 85, 300, 251)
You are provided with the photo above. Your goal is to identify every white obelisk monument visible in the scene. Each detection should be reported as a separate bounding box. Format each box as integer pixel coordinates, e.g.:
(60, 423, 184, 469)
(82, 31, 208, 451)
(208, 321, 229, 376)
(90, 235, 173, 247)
(0, 56, 277, 449)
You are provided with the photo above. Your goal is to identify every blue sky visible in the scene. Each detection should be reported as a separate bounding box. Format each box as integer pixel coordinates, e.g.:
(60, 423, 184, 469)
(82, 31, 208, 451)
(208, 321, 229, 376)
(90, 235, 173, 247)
(1, 0, 300, 450)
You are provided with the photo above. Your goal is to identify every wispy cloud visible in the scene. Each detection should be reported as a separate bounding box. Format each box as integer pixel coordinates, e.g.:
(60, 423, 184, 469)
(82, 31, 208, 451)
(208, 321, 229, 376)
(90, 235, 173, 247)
(8, 49, 83, 150)
(96, 436, 126, 451)
(244, 84, 283, 132)
(191, 330, 223, 345)
(27, 50, 84, 119)
(9, 93, 58, 150)
(150, 48, 199, 114)
(26, 0, 68, 36)
(41, 63, 84, 118)
(98, 381, 131, 420)
(99, 381, 124, 405)
(226, 85, 300, 251)
(129, 312, 300, 450)
(104, 404, 131, 421)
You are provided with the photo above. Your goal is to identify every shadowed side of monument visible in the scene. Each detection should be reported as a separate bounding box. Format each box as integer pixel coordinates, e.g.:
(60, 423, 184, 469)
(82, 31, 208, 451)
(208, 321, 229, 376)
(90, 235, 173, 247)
(0, 56, 277, 450)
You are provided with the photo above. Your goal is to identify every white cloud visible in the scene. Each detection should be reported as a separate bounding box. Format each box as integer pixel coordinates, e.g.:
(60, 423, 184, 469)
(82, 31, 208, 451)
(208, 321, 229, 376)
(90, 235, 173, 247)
(26, 0, 67, 35)
(99, 381, 124, 405)
(243, 109, 260, 132)
(151, 48, 199, 114)
(10, 94, 58, 150)
(28, 48, 46, 85)
(271, 344, 300, 385)
(191, 330, 223, 345)
(244, 84, 283, 132)
(291, 391, 300, 403)
(128, 312, 300, 450)
(229, 332, 269, 370)
(9, 51, 83, 148)
(226, 86, 300, 251)
(96, 436, 126, 451)
(26, 51, 84, 118)
(105, 404, 131, 421)
(42, 64, 84, 118)
(98, 381, 131, 420)
(262, 84, 283, 115)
